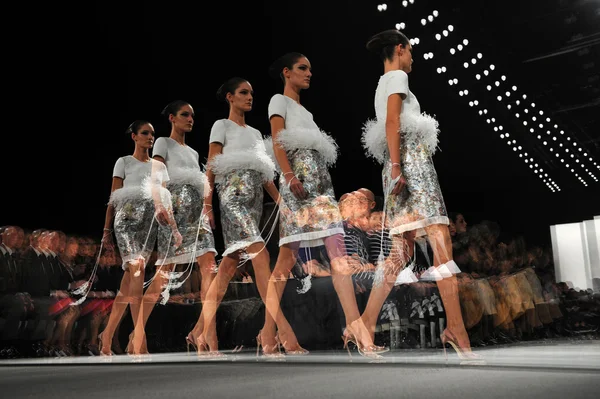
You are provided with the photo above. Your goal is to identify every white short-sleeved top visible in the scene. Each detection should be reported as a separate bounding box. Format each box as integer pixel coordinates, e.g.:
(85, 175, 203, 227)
(268, 94, 320, 131)
(374, 70, 421, 121)
(112, 156, 169, 188)
(152, 137, 201, 176)
(209, 119, 265, 153)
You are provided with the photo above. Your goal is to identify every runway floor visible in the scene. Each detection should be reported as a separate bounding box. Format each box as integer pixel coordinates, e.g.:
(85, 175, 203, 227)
(1, 339, 599, 398)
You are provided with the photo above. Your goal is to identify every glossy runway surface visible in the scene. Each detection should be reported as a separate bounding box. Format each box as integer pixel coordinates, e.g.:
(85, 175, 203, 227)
(1, 340, 599, 398)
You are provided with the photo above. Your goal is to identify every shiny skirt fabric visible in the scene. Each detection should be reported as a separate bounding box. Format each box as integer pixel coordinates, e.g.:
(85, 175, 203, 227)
(114, 197, 158, 269)
(382, 136, 448, 237)
(157, 183, 216, 265)
(278, 149, 344, 246)
(217, 169, 265, 257)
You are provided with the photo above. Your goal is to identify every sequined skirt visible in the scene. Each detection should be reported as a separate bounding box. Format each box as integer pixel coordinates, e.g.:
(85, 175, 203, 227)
(217, 169, 265, 257)
(383, 137, 448, 236)
(157, 183, 216, 265)
(113, 198, 157, 269)
(278, 149, 344, 246)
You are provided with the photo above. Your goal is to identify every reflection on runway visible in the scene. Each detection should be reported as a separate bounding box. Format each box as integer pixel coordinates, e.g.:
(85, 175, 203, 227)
(2, 341, 598, 370)
(1, 342, 600, 399)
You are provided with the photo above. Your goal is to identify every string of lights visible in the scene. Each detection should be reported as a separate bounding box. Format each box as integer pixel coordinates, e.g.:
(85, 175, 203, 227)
(374, 1, 598, 192)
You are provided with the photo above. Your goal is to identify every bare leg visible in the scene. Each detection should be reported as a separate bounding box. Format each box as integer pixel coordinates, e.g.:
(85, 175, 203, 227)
(246, 243, 292, 352)
(132, 262, 174, 354)
(324, 234, 378, 350)
(188, 252, 217, 343)
(361, 233, 414, 340)
(199, 256, 238, 351)
(99, 260, 143, 355)
(425, 223, 472, 351)
(262, 243, 299, 351)
(246, 243, 276, 333)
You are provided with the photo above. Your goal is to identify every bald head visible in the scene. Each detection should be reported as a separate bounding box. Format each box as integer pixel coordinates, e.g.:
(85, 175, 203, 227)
(357, 188, 375, 202)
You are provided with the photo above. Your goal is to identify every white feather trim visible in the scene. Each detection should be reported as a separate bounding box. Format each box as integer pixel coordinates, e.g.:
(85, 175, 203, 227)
(361, 118, 387, 164)
(361, 112, 440, 164)
(142, 181, 173, 210)
(274, 127, 339, 166)
(167, 167, 209, 196)
(263, 137, 280, 173)
(108, 178, 173, 211)
(108, 186, 144, 208)
(208, 144, 276, 182)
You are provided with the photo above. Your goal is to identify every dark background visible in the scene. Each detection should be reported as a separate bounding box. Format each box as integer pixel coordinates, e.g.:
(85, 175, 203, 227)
(5, 0, 599, 250)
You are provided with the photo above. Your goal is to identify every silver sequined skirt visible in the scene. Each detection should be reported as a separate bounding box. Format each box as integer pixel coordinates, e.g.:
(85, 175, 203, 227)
(383, 136, 448, 236)
(217, 169, 265, 257)
(278, 149, 344, 246)
(113, 198, 158, 269)
(156, 183, 216, 265)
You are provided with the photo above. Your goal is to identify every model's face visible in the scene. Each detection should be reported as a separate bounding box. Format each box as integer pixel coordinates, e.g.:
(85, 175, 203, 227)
(285, 57, 312, 89)
(399, 43, 413, 73)
(228, 81, 253, 112)
(133, 123, 155, 149)
(170, 104, 194, 132)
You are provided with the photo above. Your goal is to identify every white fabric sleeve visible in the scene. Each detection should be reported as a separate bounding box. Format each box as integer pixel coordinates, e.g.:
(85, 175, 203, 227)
(268, 94, 287, 119)
(209, 120, 226, 145)
(152, 137, 168, 159)
(386, 70, 409, 99)
(156, 161, 170, 184)
(112, 157, 125, 179)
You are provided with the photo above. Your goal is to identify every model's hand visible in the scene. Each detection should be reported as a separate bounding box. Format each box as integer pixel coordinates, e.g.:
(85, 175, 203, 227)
(155, 205, 171, 226)
(286, 174, 308, 200)
(390, 165, 407, 195)
(172, 229, 183, 248)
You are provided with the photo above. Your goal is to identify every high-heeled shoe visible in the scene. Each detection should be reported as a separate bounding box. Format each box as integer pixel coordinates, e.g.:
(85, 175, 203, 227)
(256, 330, 284, 359)
(196, 334, 226, 359)
(98, 333, 112, 356)
(275, 333, 309, 355)
(125, 332, 134, 355)
(125, 331, 149, 356)
(342, 328, 389, 354)
(341, 329, 385, 360)
(185, 332, 197, 355)
(440, 329, 485, 365)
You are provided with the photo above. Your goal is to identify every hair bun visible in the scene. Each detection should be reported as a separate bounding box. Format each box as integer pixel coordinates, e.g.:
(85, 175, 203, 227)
(268, 57, 283, 80)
